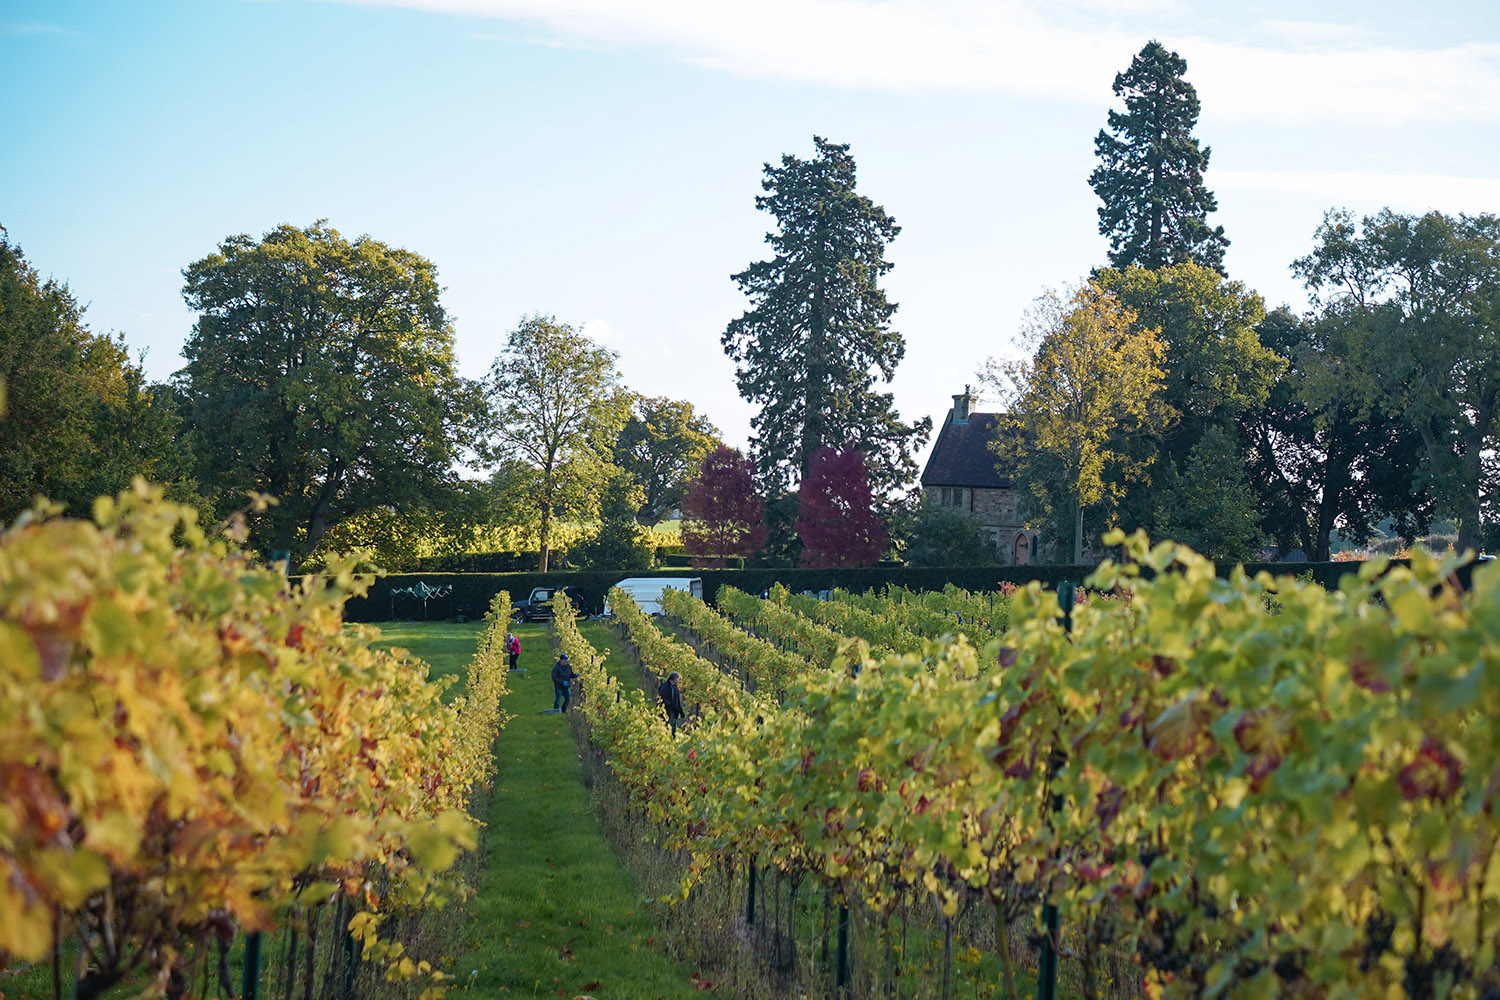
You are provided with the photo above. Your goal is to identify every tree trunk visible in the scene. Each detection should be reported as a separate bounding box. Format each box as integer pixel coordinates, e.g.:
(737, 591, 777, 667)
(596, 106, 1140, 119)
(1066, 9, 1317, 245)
(1313, 450, 1351, 562)
(539, 479, 553, 573)
(1073, 497, 1084, 565)
(1457, 476, 1482, 554)
(303, 458, 346, 556)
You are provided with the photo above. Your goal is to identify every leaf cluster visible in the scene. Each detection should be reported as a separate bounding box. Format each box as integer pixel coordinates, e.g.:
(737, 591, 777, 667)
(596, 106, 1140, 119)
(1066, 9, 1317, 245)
(0, 483, 511, 995)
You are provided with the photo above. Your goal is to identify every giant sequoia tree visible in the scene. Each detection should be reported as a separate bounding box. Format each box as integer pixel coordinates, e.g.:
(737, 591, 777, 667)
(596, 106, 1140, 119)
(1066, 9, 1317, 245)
(723, 136, 929, 495)
(178, 222, 478, 558)
(1090, 41, 1228, 272)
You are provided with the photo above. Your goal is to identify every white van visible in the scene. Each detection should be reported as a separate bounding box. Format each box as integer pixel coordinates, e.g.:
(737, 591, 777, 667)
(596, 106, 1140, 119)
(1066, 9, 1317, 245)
(604, 576, 704, 616)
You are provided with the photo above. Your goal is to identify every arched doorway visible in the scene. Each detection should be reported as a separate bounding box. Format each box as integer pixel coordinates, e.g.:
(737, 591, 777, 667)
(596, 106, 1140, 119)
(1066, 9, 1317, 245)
(1013, 533, 1030, 566)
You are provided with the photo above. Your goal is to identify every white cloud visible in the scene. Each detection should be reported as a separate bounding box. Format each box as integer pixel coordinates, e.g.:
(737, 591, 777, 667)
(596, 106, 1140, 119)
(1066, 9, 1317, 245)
(1215, 169, 1500, 213)
(324, 0, 1500, 123)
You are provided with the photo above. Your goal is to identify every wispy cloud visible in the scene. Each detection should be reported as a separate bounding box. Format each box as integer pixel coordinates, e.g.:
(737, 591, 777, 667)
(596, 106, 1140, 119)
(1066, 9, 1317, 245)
(321, 0, 1500, 124)
(1216, 169, 1500, 213)
(0, 21, 80, 38)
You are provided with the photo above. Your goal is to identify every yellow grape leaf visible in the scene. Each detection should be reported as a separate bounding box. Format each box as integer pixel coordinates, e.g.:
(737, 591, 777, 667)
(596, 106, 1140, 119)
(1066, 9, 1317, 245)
(297, 881, 339, 906)
(0, 621, 41, 681)
(0, 873, 54, 960)
(84, 596, 137, 657)
(83, 807, 143, 862)
(1388, 587, 1434, 634)
(39, 846, 110, 907)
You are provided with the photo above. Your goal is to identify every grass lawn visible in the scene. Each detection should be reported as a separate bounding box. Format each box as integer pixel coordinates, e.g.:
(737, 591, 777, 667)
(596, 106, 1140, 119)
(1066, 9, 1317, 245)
(452, 621, 716, 1000)
(368, 619, 487, 699)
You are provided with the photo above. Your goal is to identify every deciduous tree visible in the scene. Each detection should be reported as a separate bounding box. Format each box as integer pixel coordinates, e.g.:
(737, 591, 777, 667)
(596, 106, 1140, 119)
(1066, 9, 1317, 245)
(1095, 262, 1283, 547)
(795, 445, 888, 568)
(1294, 208, 1500, 553)
(983, 283, 1169, 563)
(1151, 426, 1263, 562)
(899, 498, 998, 567)
(613, 395, 721, 526)
(681, 446, 768, 568)
(178, 222, 478, 558)
(571, 470, 656, 570)
(723, 136, 930, 495)
(1, 229, 187, 523)
(483, 314, 629, 572)
(1090, 40, 1228, 272)
(1096, 262, 1279, 430)
(1244, 306, 1430, 560)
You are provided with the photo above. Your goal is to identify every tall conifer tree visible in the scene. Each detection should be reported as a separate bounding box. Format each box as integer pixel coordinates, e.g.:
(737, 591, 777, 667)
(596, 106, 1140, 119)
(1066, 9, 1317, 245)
(723, 136, 930, 496)
(1090, 41, 1228, 272)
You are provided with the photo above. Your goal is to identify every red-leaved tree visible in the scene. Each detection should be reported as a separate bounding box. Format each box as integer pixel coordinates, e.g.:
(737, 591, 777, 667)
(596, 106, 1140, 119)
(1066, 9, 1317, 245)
(796, 446, 888, 568)
(681, 446, 768, 568)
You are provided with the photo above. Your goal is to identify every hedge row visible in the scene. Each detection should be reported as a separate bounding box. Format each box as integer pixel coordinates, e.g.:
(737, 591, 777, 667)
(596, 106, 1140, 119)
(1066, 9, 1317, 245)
(342, 559, 1400, 622)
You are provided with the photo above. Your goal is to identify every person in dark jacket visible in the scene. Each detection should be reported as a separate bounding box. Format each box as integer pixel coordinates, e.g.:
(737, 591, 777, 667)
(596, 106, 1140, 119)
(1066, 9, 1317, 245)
(551, 653, 578, 712)
(658, 670, 685, 734)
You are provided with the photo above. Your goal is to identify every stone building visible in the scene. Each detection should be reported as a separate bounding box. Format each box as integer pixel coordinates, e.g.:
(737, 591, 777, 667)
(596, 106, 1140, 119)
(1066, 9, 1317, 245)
(919, 389, 1040, 565)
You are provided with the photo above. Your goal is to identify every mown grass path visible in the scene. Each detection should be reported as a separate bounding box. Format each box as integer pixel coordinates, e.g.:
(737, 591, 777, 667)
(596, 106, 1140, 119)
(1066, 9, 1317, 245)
(452, 621, 714, 1000)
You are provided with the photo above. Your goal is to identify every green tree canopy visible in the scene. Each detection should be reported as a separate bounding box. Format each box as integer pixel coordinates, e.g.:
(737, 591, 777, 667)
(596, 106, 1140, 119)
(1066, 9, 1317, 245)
(1151, 425, 1263, 562)
(984, 282, 1170, 563)
(612, 395, 721, 526)
(1097, 262, 1279, 429)
(571, 469, 656, 571)
(483, 314, 629, 572)
(177, 221, 479, 558)
(0, 229, 186, 523)
(723, 136, 930, 496)
(899, 498, 998, 567)
(1294, 208, 1500, 552)
(1244, 306, 1430, 561)
(1089, 40, 1228, 272)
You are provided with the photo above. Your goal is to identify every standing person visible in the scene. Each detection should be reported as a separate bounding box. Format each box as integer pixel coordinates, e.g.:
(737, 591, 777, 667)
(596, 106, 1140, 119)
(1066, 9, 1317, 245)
(506, 631, 521, 671)
(551, 653, 578, 713)
(658, 670, 685, 735)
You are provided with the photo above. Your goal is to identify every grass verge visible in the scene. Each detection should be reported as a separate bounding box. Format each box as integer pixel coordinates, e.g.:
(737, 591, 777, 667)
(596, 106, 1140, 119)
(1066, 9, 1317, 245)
(451, 621, 716, 1000)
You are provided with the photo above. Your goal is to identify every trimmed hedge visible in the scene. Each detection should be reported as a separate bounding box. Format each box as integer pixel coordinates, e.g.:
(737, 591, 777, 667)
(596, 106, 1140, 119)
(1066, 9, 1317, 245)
(342, 560, 1415, 623)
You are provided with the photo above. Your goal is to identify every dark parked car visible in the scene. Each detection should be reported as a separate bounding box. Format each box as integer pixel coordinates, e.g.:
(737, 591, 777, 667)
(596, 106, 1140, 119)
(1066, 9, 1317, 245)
(511, 585, 586, 622)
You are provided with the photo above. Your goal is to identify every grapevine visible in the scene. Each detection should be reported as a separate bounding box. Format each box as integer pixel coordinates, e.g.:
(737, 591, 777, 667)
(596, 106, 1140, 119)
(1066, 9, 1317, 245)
(659, 586, 809, 701)
(0, 484, 509, 997)
(561, 529, 1500, 999)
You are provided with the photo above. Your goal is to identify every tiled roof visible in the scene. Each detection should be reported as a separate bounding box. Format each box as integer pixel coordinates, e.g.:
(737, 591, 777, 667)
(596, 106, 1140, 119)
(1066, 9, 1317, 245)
(920, 410, 1014, 489)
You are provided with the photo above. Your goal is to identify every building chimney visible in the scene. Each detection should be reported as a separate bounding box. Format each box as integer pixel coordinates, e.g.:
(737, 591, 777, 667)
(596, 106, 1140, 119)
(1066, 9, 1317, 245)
(952, 386, 971, 425)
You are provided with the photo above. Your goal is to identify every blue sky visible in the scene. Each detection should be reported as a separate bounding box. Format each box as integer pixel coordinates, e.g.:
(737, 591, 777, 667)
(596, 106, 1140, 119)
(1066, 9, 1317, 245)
(5, 0, 1500, 466)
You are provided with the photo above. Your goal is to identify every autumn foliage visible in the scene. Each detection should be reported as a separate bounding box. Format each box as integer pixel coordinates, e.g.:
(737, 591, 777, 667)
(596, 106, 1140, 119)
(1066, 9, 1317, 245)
(0, 484, 509, 995)
(563, 531, 1500, 999)
(681, 446, 767, 567)
(795, 445, 887, 568)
